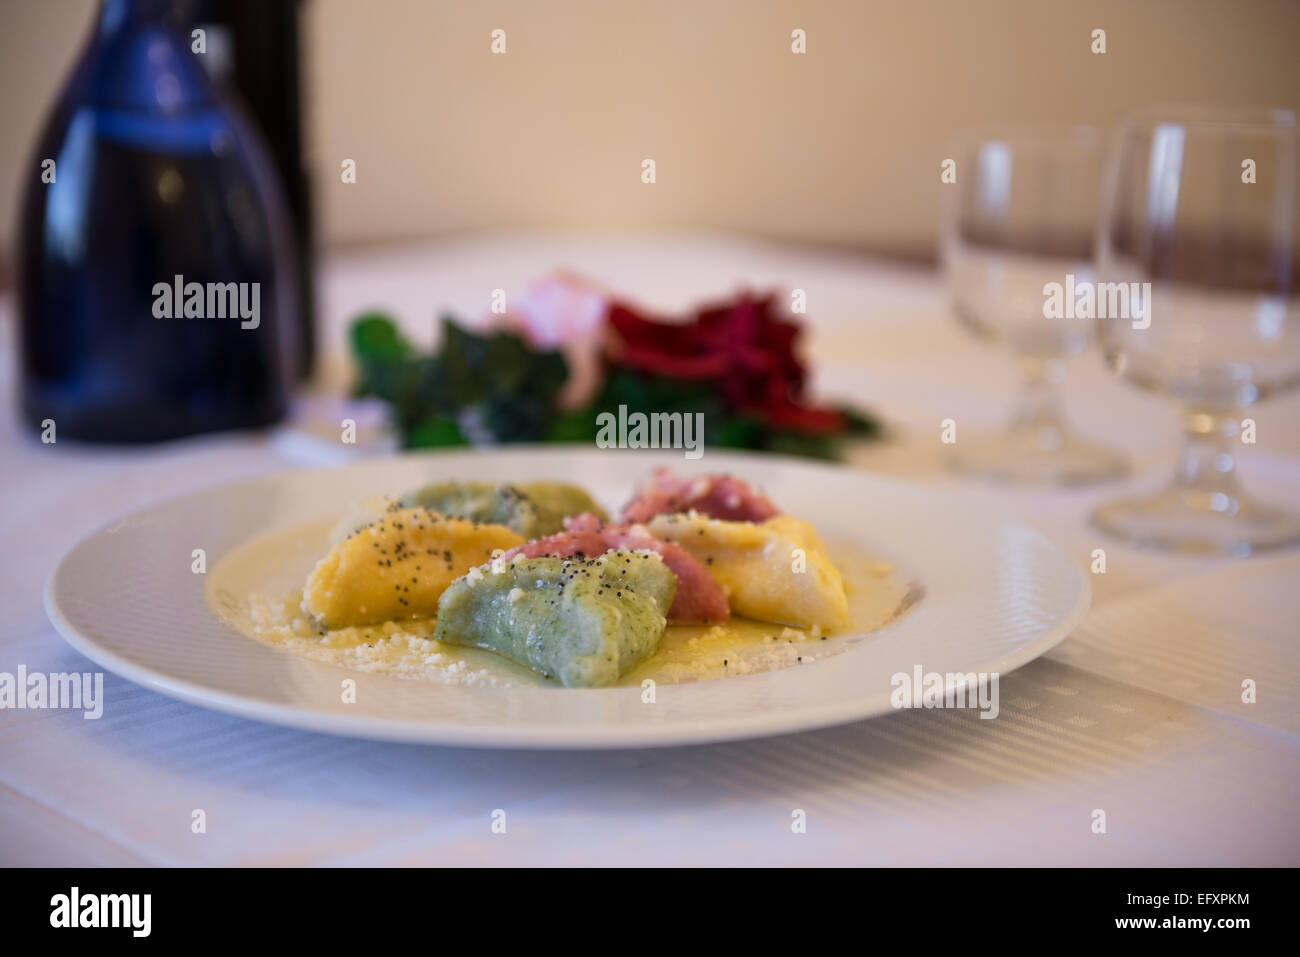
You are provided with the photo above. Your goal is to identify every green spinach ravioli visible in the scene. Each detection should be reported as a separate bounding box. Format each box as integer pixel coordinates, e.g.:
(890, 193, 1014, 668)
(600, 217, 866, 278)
(434, 550, 676, 687)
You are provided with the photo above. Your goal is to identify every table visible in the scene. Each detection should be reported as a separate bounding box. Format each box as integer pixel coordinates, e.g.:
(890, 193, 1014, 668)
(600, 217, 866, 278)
(2, 235, 1297, 865)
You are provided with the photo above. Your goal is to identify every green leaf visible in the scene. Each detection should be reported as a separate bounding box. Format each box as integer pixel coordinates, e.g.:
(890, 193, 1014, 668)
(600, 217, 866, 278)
(350, 313, 410, 363)
(483, 332, 533, 393)
(764, 429, 840, 460)
(594, 369, 719, 418)
(404, 415, 468, 448)
(547, 408, 599, 442)
(350, 315, 415, 404)
(838, 405, 882, 438)
(482, 392, 551, 443)
(709, 415, 763, 450)
(436, 318, 487, 406)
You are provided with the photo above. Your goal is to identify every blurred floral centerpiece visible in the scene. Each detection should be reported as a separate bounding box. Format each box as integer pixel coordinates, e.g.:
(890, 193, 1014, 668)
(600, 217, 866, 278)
(350, 274, 879, 460)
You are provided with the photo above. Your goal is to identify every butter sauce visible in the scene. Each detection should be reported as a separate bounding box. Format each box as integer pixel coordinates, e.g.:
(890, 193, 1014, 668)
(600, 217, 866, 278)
(211, 518, 916, 688)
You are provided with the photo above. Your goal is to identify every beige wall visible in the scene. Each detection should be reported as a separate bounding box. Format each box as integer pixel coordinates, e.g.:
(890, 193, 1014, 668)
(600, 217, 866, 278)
(2, 0, 1298, 261)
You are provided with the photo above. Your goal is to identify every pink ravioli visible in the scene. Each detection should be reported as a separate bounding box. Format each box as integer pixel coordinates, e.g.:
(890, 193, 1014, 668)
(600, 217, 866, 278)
(619, 467, 780, 524)
(500, 513, 730, 623)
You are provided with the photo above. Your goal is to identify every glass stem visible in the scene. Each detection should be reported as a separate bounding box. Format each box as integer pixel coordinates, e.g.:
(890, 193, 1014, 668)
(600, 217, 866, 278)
(1010, 356, 1067, 449)
(1173, 410, 1241, 509)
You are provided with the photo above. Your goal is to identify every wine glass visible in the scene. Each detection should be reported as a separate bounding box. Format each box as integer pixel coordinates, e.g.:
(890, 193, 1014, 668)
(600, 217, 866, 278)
(943, 127, 1127, 484)
(1092, 107, 1300, 555)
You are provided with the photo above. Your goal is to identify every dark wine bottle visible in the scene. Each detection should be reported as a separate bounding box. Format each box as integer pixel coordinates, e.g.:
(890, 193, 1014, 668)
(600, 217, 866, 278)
(187, 0, 316, 380)
(17, 0, 299, 443)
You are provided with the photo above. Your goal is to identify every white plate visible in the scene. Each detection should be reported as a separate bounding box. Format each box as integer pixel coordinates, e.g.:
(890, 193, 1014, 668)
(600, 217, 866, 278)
(46, 448, 1089, 748)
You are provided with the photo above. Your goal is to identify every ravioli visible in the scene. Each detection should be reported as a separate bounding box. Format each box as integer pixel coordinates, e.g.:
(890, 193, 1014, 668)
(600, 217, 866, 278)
(302, 508, 524, 627)
(399, 480, 607, 538)
(620, 467, 779, 524)
(647, 513, 848, 629)
(434, 551, 676, 687)
(499, 513, 730, 623)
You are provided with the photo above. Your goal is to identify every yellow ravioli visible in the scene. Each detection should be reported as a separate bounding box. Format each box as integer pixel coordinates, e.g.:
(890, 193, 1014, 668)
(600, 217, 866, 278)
(302, 508, 524, 627)
(647, 513, 848, 629)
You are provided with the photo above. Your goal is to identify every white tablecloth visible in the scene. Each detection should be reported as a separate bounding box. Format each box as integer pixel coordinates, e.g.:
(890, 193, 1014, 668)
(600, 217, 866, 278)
(2, 235, 1298, 865)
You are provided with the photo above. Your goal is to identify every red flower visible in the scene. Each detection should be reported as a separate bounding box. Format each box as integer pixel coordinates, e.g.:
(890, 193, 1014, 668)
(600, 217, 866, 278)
(604, 292, 844, 434)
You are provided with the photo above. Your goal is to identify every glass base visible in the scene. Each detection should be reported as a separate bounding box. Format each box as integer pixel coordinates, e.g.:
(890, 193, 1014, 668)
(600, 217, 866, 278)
(948, 426, 1128, 486)
(1092, 486, 1300, 556)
